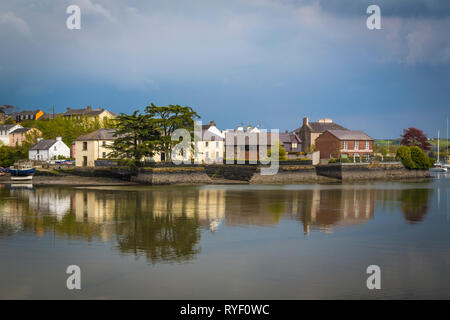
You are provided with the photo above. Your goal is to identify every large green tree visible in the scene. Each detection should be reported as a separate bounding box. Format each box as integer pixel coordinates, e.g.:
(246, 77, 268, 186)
(108, 111, 160, 162)
(145, 103, 199, 162)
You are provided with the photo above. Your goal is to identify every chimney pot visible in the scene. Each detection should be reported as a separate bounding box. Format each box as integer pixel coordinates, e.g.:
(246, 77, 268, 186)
(303, 117, 309, 126)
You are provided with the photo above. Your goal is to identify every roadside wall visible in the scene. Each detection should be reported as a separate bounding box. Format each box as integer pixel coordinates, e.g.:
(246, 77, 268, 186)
(316, 163, 430, 180)
(132, 167, 212, 185)
(250, 165, 336, 184)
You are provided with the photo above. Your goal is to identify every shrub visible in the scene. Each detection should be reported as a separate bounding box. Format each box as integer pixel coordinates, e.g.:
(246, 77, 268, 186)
(397, 146, 433, 169)
(410, 146, 433, 169)
(396, 146, 415, 169)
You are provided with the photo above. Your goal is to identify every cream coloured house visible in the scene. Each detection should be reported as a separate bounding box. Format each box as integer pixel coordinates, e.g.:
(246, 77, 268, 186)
(194, 120, 225, 164)
(74, 129, 117, 167)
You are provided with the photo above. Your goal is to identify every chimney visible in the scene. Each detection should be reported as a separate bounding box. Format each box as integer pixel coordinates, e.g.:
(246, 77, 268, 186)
(303, 117, 309, 126)
(209, 120, 215, 127)
(87, 105, 91, 111)
(285, 130, 288, 133)
(66, 107, 71, 112)
(56, 136, 62, 142)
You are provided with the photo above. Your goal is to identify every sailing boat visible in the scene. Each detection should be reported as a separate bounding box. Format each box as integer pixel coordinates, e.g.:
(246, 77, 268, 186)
(431, 130, 448, 172)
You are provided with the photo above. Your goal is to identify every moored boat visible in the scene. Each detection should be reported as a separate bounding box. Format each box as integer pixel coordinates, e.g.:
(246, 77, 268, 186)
(7, 167, 36, 181)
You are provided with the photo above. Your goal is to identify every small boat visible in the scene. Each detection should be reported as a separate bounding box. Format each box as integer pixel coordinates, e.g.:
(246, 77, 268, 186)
(431, 163, 448, 172)
(7, 167, 36, 181)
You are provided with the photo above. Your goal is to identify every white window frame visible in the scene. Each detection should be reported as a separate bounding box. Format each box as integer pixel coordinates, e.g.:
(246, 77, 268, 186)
(354, 141, 358, 150)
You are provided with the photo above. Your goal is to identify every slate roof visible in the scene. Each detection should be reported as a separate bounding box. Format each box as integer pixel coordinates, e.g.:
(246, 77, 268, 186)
(29, 139, 57, 150)
(294, 121, 347, 133)
(13, 110, 41, 116)
(75, 129, 118, 141)
(10, 127, 32, 134)
(0, 124, 19, 131)
(327, 130, 374, 140)
(63, 107, 115, 117)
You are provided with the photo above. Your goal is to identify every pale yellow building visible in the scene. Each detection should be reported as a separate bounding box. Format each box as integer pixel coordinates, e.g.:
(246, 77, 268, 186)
(74, 128, 117, 167)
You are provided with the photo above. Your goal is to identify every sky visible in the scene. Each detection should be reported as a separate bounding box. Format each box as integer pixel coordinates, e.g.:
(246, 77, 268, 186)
(0, 0, 449, 139)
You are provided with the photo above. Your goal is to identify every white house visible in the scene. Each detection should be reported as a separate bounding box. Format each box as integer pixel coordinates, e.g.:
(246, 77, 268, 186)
(194, 120, 225, 164)
(0, 124, 23, 146)
(28, 137, 71, 161)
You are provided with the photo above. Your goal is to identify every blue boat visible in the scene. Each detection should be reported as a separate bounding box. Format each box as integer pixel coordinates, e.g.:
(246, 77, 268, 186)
(7, 167, 36, 180)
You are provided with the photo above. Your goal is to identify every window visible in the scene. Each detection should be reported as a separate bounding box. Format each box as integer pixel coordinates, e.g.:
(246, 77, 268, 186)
(102, 152, 106, 158)
(292, 142, 297, 149)
(83, 142, 87, 151)
(102, 141, 106, 147)
(205, 152, 209, 159)
(205, 142, 209, 147)
(365, 141, 369, 150)
(216, 151, 219, 159)
(343, 141, 348, 150)
(216, 141, 219, 148)
(354, 141, 358, 150)
(54, 146, 57, 151)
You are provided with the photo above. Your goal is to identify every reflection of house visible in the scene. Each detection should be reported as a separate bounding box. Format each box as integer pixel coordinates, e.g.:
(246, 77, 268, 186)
(12, 109, 44, 122)
(315, 130, 374, 160)
(148, 188, 226, 231)
(29, 190, 71, 221)
(28, 137, 71, 161)
(289, 188, 375, 234)
(74, 129, 117, 167)
(195, 120, 225, 164)
(73, 191, 116, 224)
(294, 117, 347, 152)
(0, 124, 22, 146)
(9, 127, 41, 146)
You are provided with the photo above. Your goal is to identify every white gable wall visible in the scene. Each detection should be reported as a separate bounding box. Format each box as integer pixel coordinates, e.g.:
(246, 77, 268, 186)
(28, 139, 71, 161)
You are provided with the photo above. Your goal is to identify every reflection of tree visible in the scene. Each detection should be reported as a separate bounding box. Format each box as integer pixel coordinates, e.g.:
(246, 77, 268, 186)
(116, 214, 201, 264)
(398, 188, 432, 224)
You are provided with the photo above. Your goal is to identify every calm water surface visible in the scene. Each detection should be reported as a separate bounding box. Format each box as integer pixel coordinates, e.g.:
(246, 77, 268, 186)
(1, 174, 449, 299)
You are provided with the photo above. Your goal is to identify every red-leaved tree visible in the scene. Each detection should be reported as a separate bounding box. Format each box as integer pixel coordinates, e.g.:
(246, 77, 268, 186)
(400, 127, 431, 151)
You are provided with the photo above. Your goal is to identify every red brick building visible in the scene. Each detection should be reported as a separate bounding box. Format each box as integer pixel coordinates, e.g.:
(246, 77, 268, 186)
(315, 130, 374, 160)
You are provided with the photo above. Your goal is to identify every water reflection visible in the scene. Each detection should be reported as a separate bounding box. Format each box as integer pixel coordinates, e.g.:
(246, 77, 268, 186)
(0, 183, 436, 264)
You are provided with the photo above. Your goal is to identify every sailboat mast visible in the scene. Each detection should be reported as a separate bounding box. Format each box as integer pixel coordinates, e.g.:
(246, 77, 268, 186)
(437, 130, 440, 163)
(447, 117, 448, 164)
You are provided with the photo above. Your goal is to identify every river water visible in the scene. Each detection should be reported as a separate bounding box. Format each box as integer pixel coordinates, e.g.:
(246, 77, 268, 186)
(0, 174, 449, 299)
